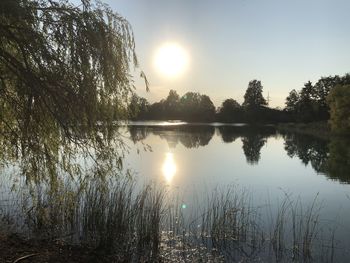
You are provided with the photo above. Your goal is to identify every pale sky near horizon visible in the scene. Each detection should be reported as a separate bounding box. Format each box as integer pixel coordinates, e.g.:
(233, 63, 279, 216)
(102, 0, 349, 108)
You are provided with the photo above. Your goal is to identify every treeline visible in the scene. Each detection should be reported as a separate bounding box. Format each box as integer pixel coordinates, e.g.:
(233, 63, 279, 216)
(129, 80, 288, 123)
(128, 74, 350, 132)
(285, 74, 350, 121)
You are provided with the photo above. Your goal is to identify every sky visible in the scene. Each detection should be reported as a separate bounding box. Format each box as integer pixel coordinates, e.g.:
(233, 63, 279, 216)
(101, 0, 350, 108)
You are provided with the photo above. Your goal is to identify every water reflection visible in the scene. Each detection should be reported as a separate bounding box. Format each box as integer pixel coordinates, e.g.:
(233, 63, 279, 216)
(128, 125, 215, 149)
(162, 153, 177, 184)
(282, 132, 350, 184)
(241, 135, 267, 165)
(283, 132, 329, 173)
(327, 138, 350, 182)
(128, 123, 350, 184)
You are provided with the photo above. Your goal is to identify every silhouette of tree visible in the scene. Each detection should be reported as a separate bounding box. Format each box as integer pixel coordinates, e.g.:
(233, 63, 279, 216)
(179, 92, 215, 121)
(243, 80, 267, 109)
(198, 95, 216, 121)
(285, 89, 300, 113)
(284, 74, 350, 123)
(164, 90, 180, 119)
(148, 102, 165, 120)
(128, 94, 150, 120)
(217, 99, 243, 122)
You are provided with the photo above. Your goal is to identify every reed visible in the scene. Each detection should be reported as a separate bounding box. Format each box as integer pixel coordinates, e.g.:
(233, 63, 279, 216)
(0, 179, 341, 262)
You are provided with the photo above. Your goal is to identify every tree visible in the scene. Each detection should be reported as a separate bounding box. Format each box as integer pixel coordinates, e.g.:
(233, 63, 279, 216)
(285, 89, 300, 112)
(295, 81, 317, 122)
(243, 80, 267, 109)
(0, 0, 142, 180)
(179, 92, 215, 121)
(128, 94, 150, 120)
(217, 98, 243, 122)
(0, 0, 139, 143)
(163, 90, 180, 119)
(198, 94, 216, 121)
(327, 85, 350, 134)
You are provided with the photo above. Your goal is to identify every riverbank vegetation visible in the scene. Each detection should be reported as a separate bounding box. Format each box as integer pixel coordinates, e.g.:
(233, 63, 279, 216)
(129, 74, 350, 135)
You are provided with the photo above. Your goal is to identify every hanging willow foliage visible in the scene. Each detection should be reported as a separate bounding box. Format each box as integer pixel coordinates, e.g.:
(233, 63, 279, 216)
(0, 0, 141, 140)
(0, 0, 145, 180)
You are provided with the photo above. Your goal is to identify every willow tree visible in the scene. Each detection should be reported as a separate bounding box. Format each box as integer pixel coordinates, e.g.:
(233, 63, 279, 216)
(0, 0, 144, 180)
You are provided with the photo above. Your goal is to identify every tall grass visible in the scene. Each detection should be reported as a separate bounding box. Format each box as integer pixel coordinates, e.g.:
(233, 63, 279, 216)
(0, 179, 343, 262)
(7, 177, 165, 262)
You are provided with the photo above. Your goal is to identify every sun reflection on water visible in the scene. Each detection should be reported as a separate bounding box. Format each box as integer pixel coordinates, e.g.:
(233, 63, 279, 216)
(162, 153, 177, 184)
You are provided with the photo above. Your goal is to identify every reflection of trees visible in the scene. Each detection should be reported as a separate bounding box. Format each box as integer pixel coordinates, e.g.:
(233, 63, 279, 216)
(128, 126, 150, 143)
(283, 133, 329, 173)
(127, 125, 215, 149)
(282, 132, 350, 184)
(158, 131, 180, 149)
(217, 126, 240, 143)
(327, 138, 350, 183)
(177, 126, 215, 148)
(218, 125, 276, 165)
(242, 135, 267, 165)
(153, 126, 215, 149)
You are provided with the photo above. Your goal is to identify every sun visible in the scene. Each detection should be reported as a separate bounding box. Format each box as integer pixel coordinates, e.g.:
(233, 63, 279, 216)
(154, 43, 189, 78)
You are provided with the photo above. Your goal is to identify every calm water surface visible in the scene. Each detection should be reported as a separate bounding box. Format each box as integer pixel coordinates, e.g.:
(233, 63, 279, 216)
(124, 122, 350, 253)
(1, 121, 350, 261)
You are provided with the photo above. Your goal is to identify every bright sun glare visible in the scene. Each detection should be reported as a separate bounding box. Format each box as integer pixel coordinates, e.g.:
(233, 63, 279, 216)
(162, 153, 177, 184)
(154, 43, 189, 78)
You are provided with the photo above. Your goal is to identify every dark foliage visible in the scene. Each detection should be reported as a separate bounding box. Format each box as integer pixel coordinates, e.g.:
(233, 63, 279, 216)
(284, 74, 350, 123)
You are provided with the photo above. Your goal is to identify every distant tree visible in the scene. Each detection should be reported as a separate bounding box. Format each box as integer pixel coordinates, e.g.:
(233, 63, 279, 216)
(148, 102, 165, 120)
(284, 74, 350, 123)
(285, 89, 300, 112)
(327, 85, 350, 134)
(179, 92, 215, 121)
(127, 94, 149, 120)
(296, 81, 317, 122)
(243, 80, 267, 109)
(312, 76, 340, 120)
(217, 99, 243, 122)
(164, 90, 180, 119)
(198, 95, 216, 121)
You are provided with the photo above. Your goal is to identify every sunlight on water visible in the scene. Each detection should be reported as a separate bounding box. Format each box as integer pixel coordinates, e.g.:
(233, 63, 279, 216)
(162, 153, 177, 184)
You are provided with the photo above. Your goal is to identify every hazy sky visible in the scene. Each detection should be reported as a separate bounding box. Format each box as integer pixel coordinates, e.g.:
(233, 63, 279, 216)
(101, 0, 349, 108)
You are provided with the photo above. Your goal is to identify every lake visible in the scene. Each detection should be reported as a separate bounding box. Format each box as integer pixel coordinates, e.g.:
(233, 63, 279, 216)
(1, 121, 350, 262)
(123, 121, 350, 261)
